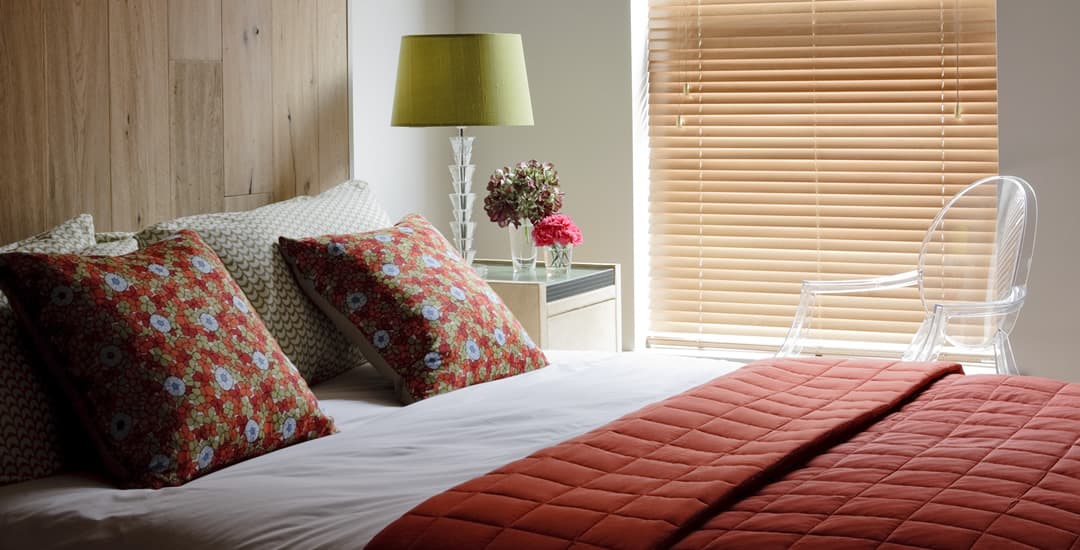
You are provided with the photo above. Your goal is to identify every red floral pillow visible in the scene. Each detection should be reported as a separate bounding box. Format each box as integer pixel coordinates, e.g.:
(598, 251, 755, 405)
(0, 230, 335, 488)
(279, 214, 548, 403)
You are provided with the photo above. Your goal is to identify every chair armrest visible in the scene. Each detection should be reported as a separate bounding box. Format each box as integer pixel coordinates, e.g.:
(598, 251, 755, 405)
(903, 286, 1027, 367)
(932, 287, 1026, 319)
(777, 270, 921, 358)
(802, 270, 920, 295)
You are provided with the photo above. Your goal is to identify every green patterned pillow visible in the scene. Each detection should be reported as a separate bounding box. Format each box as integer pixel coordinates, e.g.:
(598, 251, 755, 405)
(0, 214, 96, 254)
(1, 214, 99, 485)
(85, 232, 139, 256)
(136, 181, 393, 383)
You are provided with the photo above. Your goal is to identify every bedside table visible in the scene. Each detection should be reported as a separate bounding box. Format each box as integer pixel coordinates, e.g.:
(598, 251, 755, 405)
(477, 260, 622, 352)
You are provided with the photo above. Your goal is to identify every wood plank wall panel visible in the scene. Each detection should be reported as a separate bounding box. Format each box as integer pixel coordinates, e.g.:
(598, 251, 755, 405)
(168, 0, 222, 61)
(224, 192, 272, 212)
(316, 0, 349, 194)
(171, 62, 225, 217)
(272, 0, 319, 201)
(44, 0, 111, 229)
(0, 1, 351, 245)
(109, 0, 172, 231)
(0, 1, 48, 242)
(223, 0, 273, 197)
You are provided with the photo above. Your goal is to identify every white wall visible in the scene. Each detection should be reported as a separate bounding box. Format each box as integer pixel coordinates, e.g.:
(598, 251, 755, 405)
(998, 0, 1080, 381)
(350, 0, 638, 348)
(348, 0, 454, 228)
(349, 1, 1074, 372)
(454, 0, 638, 348)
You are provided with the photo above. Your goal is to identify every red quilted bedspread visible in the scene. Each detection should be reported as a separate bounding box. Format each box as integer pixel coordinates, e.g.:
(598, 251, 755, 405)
(368, 358, 1080, 550)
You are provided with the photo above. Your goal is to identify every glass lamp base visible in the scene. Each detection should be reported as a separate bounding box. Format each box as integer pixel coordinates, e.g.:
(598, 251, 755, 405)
(448, 127, 478, 266)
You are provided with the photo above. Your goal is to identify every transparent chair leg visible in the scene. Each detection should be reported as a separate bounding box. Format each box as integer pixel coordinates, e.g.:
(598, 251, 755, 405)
(902, 318, 934, 361)
(777, 290, 816, 358)
(903, 306, 948, 362)
(994, 331, 1019, 375)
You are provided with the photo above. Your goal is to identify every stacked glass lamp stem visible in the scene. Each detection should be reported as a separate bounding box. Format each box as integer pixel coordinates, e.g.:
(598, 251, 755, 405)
(448, 126, 477, 266)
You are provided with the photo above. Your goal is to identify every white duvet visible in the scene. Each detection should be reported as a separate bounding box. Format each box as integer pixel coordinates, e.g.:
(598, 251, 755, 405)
(0, 351, 739, 550)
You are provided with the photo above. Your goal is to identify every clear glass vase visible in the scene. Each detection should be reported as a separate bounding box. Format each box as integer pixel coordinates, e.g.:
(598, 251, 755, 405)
(545, 243, 573, 276)
(508, 220, 537, 272)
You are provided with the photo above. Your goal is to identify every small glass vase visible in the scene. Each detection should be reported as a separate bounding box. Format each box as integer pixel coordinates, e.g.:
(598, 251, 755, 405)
(545, 243, 573, 276)
(508, 219, 537, 272)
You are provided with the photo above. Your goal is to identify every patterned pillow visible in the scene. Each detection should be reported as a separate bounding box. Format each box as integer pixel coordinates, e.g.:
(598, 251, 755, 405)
(85, 231, 139, 256)
(0, 214, 99, 485)
(0, 230, 336, 488)
(0, 213, 96, 254)
(136, 181, 392, 384)
(279, 214, 549, 403)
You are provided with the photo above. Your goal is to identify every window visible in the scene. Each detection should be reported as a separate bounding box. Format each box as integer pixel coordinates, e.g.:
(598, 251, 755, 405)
(647, 0, 998, 354)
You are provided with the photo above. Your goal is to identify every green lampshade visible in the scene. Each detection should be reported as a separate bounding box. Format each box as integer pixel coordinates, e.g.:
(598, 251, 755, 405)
(391, 33, 534, 127)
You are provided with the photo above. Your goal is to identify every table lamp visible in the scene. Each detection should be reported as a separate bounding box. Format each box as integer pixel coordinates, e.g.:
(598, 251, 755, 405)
(391, 33, 534, 267)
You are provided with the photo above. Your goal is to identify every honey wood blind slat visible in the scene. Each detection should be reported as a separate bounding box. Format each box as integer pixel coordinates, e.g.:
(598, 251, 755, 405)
(647, 0, 998, 353)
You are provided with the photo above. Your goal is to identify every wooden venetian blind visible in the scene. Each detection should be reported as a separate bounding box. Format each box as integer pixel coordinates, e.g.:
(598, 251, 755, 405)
(647, 0, 998, 352)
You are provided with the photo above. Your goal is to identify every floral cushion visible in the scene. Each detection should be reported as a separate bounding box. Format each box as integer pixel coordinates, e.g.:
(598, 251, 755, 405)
(136, 181, 393, 384)
(0, 214, 99, 485)
(0, 230, 335, 488)
(279, 214, 549, 403)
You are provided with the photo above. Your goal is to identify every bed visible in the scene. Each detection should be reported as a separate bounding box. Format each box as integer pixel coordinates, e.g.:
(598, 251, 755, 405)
(1, 184, 1077, 549)
(3, 350, 1079, 549)
(0, 351, 741, 549)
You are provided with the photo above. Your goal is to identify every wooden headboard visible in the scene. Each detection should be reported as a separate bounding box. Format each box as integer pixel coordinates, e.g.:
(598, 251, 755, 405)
(0, 0, 350, 245)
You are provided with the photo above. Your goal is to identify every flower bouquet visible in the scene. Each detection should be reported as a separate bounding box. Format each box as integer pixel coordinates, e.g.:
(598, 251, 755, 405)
(484, 160, 565, 271)
(533, 214, 583, 276)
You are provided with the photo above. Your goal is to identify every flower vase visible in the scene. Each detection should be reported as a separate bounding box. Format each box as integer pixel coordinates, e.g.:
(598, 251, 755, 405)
(508, 219, 537, 272)
(545, 243, 573, 276)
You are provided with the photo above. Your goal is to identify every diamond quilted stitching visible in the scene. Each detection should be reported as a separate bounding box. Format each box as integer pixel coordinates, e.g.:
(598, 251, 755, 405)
(368, 358, 962, 550)
(683, 375, 1080, 550)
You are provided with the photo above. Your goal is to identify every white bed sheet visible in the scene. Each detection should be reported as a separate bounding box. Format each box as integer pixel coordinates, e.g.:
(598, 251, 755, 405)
(0, 351, 740, 550)
(312, 363, 399, 429)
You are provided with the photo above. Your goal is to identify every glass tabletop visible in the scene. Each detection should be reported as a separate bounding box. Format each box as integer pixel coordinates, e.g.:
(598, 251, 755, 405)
(476, 261, 612, 284)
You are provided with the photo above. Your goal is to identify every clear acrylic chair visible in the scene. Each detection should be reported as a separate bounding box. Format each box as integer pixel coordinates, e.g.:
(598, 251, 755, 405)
(777, 175, 1037, 375)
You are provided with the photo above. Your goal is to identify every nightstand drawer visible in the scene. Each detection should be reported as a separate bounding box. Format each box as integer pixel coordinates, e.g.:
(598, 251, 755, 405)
(548, 298, 619, 351)
(477, 260, 621, 351)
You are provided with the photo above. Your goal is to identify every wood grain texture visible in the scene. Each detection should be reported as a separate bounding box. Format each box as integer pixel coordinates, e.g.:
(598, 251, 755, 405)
(44, 0, 111, 229)
(168, 0, 222, 60)
(224, 192, 272, 212)
(272, 0, 319, 200)
(109, 0, 171, 230)
(316, 0, 349, 193)
(0, 0, 352, 245)
(222, 0, 273, 197)
(171, 61, 224, 217)
(0, 1, 48, 243)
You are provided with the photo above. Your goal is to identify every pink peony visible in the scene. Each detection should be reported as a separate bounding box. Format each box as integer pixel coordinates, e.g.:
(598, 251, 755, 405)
(532, 214, 583, 247)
